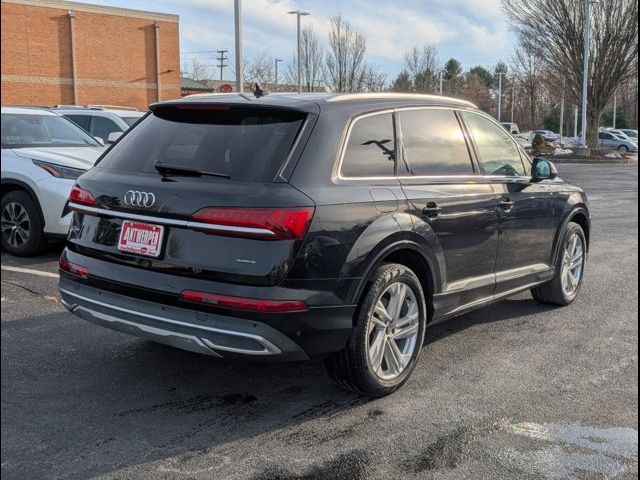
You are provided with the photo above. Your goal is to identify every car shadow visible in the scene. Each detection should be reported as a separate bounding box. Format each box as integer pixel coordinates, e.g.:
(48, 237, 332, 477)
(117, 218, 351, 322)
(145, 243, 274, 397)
(2, 295, 557, 479)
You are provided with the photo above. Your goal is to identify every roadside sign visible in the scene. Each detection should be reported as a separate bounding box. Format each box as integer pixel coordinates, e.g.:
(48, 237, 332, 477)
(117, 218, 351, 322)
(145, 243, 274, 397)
(220, 84, 233, 93)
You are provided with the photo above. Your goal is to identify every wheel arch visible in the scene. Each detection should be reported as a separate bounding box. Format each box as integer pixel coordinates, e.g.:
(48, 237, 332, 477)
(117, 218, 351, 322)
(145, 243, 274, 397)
(350, 240, 439, 323)
(1, 179, 45, 226)
(551, 205, 591, 264)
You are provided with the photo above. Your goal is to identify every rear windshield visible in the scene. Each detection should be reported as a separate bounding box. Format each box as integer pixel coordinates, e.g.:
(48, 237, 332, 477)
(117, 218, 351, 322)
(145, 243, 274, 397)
(97, 106, 306, 182)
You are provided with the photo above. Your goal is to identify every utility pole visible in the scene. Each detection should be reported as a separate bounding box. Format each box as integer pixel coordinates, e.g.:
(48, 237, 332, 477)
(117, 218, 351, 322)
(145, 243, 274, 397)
(613, 91, 617, 129)
(581, 0, 598, 147)
(439, 70, 444, 95)
(274, 58, 283, 92)
(510, 86, 515, 123)
(287, 10, 310, 94)
(216, 49, 228, 82)
(497, 72, 504, 122)
(234, 0, 244, 93)
(560, 78, 565, 143)
(574, 106, 579, 138)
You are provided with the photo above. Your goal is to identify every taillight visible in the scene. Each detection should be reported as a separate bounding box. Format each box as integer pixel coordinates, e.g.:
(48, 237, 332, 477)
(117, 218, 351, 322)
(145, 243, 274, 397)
(180, 290, 308, 312)
(59, 258, 89, 278)
(190, 206, 314, 240)
(69, 186, 97, 207)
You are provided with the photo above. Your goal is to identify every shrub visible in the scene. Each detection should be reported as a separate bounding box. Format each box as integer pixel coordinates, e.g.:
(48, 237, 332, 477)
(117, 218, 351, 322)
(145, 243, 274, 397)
(532, 134, 546, 154)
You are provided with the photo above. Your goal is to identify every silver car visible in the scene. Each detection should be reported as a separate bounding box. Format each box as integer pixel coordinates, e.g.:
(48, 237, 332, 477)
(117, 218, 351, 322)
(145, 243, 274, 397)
(51, 105, 145, 145)
(1, 107, 105, 256)
(598, 131, 638, 152)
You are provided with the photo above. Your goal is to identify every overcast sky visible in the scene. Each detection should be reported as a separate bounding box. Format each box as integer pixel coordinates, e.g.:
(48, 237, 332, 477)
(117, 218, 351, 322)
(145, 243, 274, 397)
(90, 0, 515, 79)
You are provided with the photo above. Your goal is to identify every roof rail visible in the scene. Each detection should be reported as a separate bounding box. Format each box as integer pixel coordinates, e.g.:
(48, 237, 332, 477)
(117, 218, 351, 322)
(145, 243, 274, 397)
(326, 92, 476, 108)
(51, 104, 138, 111)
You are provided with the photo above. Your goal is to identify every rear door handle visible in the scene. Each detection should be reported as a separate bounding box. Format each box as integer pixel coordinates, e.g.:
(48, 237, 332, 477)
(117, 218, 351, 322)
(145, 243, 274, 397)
(422, 202, 441, 219)
(499, 199, 515, 213)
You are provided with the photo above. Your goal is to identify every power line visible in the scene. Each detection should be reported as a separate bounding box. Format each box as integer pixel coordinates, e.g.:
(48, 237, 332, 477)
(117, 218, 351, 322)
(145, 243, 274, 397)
(216, 49, 229, 82)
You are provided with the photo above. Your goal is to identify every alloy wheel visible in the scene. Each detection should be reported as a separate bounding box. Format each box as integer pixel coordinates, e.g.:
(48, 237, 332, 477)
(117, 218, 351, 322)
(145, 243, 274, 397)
(367, 281, 420, 381)
(560, 233, 584, 296)
(1, 202, 31, 248)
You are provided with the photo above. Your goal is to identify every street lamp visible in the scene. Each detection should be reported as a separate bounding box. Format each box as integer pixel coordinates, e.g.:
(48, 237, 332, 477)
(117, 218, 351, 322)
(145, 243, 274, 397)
(274, 58, 283, 92)
(234, 0, 244, 93)
(581, 0, 599, 148)
(287, 10, 310, 94)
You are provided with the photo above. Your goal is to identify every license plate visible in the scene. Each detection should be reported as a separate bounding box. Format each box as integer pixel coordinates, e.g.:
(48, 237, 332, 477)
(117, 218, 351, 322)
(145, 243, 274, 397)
(118, 220, 164, 258)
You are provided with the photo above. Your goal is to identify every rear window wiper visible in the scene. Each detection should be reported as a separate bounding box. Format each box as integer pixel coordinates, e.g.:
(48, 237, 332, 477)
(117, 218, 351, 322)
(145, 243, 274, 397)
(154, 162, 230, 179)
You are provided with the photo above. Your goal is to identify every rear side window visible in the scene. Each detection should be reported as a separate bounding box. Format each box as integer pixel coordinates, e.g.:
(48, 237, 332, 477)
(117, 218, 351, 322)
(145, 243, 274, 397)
(399, 109, 473, 176)
(65, 115, 91, 131)
(462, 112, 526, 176)
(96, 106, 306, 182)
(341, 113, 395, 177)
(92, 116, 122, 143)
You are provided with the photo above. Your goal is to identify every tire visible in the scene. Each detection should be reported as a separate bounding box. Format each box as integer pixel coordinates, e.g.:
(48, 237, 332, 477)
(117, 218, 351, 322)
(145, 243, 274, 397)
(531, 222, 586, 306)
(617, 145, 630, 152)
(1, 190, 48, 257)
(325, 263, 427, 397)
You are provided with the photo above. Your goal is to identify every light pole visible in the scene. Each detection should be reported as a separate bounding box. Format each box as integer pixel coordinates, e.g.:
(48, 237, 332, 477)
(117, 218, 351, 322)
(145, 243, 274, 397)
(439, 70, 444, 95)
(559, 78, 565, 143)
(581, 0, 598, 147)
(574, 106, 579, 138)
(287, 10, 310, 94)
(274, 58, 283, 92)
(234, 0, 244, 93)
(510, 86, 515, 123)
(497, 72, 504, 122)
(613, 91, 617, 129)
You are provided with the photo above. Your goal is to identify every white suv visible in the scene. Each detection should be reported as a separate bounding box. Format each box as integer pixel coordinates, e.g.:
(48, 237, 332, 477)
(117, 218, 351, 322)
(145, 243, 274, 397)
(51, 106, 145, 145)
(1, 107, 105, 256)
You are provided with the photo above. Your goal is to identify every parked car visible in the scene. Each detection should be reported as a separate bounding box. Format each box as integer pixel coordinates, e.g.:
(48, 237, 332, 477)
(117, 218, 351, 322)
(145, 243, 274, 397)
(529, 130, 559, 142)
(58, 93, 590, 397)
(609, 129, 638, 144)
(51, 105, 145, 144)
(501, 122, 520, 135)
(513, 136, 533, 150)
(618, 129, 638, 141)
(1, 106, 105, 256)
(598, 131, 638, 152)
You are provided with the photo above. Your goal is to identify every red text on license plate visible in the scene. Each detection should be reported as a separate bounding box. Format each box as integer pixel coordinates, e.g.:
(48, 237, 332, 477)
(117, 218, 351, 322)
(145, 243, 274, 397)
(118, 220, 164, 257)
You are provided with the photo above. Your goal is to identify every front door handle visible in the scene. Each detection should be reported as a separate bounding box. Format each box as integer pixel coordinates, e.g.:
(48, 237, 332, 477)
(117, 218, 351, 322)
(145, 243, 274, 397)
(499, 199, 515, 213)
(422, 202, 441, 219)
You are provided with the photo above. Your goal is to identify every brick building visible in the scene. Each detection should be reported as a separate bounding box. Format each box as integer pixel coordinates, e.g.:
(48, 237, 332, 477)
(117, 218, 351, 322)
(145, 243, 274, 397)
(1, 0, 180, 110)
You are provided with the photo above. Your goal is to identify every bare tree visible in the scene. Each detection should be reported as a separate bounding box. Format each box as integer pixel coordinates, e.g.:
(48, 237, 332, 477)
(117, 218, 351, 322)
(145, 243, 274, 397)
(286, 25, 326, 92)
(244, 50, 274, 86)
(181, 58, 211, 81)
(510, 42, 543, 129)
(402, 44, 440, 93)
(391, 70, 413, 92)
(325, 15, 368, 93)
(502, 0, 638, 146)
(362, 65, 388, 92)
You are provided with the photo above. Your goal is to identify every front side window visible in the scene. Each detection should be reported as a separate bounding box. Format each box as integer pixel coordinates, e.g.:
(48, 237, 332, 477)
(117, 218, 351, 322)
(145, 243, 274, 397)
(462, 112, 525, 176)
(65, 114, 91, 131)
(341, 113, 395, 177)
(1, 113, 100, 149)
(399, 109, 473, 176)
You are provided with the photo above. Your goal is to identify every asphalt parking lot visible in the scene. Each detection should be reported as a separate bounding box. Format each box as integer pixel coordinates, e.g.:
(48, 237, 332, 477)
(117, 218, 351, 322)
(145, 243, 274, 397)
(1, 163, 638, 480)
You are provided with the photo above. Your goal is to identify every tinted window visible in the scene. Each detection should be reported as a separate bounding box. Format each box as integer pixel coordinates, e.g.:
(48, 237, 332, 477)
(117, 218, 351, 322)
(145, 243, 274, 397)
(65, 114, 91, 131)
(97, 106, 306, 182)
(92, 116, 122, 143)
(599, 132, 612, 139)
(121, 116, 143, 127)
(1, 113, 99, 149)
(341, 113, 395, 177)
(462, 112, 525, 176)
(399, 109, 473, 175)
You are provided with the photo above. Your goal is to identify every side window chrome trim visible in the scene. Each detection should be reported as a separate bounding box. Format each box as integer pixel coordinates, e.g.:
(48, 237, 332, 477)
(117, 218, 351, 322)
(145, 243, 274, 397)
(334, 108, 397, 181)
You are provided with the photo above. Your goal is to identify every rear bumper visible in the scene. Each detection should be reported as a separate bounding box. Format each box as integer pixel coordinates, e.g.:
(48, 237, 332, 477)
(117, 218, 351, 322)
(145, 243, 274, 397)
(59, 276, 355, 361)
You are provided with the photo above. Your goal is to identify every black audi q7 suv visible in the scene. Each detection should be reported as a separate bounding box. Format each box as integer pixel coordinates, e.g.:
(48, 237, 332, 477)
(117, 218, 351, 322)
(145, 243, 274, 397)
(58, 93, 590, 396)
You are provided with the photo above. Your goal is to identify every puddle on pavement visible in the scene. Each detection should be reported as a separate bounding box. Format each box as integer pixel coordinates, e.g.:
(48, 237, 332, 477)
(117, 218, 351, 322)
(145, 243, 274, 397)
(498, 421, 638, 479)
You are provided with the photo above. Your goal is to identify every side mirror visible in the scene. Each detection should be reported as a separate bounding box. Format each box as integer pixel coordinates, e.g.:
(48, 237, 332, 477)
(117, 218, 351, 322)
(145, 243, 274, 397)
(107, 131, 123, 143)
(532, 158, 557, 182)
(94, 136, 104, 146)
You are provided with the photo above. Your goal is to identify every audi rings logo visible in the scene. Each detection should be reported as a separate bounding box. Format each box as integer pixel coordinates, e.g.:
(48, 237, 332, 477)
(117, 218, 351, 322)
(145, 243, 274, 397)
(123, 190, 156, 208)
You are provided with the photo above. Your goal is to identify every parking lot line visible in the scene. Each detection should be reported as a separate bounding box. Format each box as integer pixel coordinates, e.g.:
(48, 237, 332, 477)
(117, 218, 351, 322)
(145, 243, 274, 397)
(1, 265, 59, 279)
